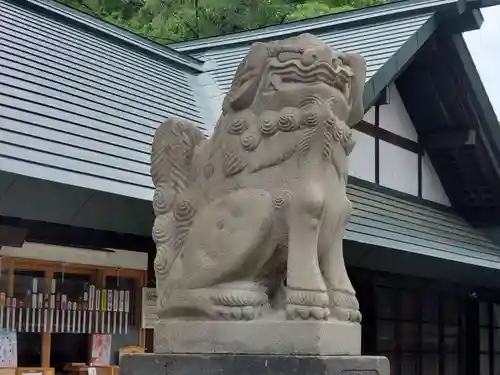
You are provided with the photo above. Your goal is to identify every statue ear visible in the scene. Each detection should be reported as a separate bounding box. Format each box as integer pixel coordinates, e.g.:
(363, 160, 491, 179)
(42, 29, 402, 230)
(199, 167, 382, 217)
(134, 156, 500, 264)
(344, 53, 367, 127)
(222, 43, 267, 113)
(224, 73, 262, 112)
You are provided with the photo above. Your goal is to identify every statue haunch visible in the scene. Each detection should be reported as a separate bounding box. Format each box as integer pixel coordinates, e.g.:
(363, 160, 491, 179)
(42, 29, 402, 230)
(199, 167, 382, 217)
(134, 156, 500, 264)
(150, 34, 366, 323)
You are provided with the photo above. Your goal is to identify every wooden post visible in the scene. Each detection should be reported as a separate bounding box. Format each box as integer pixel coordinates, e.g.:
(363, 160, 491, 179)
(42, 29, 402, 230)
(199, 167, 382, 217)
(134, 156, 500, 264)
(138, 271, 146, 348)
(88, 270, 106, 362)
(145, 252, 155, 352)
(7, 260, 14, 297)
(41, 269, 53, 368)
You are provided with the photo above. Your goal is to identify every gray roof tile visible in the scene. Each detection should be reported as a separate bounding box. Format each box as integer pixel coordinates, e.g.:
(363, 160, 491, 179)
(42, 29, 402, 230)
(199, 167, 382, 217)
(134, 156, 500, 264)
(1, 0, 498, 262)
(0, 0, 208, 199)
(190, 14, 434, 93)
(0, 0, 467, 201)
(172, 0, 454, 51)
(346, 184, 500, 269)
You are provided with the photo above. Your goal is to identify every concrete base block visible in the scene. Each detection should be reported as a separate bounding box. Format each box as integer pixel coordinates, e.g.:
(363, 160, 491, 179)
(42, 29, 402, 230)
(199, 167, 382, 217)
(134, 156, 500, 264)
(154, 318, 361, 355)
(120, 353, 390, 375)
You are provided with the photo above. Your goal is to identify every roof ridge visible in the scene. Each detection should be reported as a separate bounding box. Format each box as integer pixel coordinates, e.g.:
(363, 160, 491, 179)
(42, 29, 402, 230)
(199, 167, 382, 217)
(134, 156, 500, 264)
(172, 0, 458, 52)
(10, 0, 205, 72)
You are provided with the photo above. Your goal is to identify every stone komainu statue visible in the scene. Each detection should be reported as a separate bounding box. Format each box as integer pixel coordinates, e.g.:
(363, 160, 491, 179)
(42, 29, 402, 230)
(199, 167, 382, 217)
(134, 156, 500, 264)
(150, 34, 366, 322)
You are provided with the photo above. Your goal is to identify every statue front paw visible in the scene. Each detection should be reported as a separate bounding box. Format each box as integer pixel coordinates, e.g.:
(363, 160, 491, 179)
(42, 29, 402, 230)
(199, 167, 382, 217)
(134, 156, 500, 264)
(285, 288, 330, 320)
(285, 304, 330, 320)
(329, 289, 362, 323)
(214, 305, 263, 320)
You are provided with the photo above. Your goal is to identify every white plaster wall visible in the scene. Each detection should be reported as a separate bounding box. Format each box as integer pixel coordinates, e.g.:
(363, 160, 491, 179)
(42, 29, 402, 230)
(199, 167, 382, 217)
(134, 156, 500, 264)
(349, 130, 376, 182)
(422, 153, 451, 206)
(379, 84, 418, 142)
(363, 107, 375, 124)
(379, 140, 419, 196)
(192, 63, 225, 136)
(0, 242, 148, 270)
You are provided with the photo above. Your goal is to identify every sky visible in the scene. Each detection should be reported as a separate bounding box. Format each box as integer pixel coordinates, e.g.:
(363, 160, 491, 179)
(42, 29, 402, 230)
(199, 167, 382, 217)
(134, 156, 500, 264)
(463, 6, 500, 118)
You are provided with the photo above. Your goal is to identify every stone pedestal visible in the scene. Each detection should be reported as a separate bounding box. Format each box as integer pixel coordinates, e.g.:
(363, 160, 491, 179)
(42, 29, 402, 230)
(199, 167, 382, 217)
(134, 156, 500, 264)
(121, 319, 389, 375)
(120, 353, 390, 375)
(154, 318, 361, 355)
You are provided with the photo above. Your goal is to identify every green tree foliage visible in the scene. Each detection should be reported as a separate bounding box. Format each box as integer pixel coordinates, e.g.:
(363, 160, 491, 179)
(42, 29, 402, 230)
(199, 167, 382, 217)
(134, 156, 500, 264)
(57, 0, 386, 43)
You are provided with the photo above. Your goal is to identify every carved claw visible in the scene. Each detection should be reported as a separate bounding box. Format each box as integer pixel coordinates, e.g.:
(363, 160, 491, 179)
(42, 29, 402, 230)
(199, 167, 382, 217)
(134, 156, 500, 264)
(285, 288, 330, 320)
(214, 306, 262, 321)
(242, 306, 257, 320)
(350, 310, 362, 323)
(330, 307, 362, 322)
(286, 304, 330, 320)
(311, 306, 330, 320)
(329, 289, 361, 323)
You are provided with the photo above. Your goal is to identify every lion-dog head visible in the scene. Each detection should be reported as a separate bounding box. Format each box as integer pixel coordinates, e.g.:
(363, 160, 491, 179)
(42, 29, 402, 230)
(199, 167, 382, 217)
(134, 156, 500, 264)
(222, 34, 366, 128)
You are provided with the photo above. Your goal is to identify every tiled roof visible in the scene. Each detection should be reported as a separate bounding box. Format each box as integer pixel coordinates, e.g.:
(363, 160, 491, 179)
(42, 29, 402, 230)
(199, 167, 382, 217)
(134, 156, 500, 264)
(0, 0, 480, 200)
(184, 14, 435, 93)
(0, 0, 209, 199)
(346, 184, 500, 269)
(173, 0, 455, 51)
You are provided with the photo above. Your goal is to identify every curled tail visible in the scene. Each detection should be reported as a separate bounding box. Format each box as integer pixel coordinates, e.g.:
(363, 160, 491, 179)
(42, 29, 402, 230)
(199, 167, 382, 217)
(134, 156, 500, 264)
(150, 118, 205, 284)
(151, 118, 205, 213)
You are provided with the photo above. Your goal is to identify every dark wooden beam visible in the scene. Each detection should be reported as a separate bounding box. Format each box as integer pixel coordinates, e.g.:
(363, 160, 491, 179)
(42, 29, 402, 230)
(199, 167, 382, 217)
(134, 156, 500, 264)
(355, 120, 423, 155)
(395, 33, 500, 225)
(466, 0, 500, 9)
(374, 105, 380, 184)
(376, 86, 391, 106)
(0, 225, 27, 247)
(0, 216, 154, 252)
(421, 129, 476, 149)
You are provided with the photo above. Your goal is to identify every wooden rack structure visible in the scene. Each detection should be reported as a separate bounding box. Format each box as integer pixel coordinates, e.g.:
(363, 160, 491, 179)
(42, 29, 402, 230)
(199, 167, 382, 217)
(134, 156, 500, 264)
(0, 256, 147, 372)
